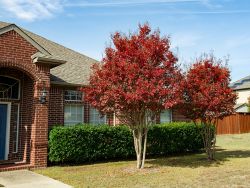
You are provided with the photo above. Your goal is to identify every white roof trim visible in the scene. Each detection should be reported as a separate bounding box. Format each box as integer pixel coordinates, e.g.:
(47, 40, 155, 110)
(0, 24, 50, 55)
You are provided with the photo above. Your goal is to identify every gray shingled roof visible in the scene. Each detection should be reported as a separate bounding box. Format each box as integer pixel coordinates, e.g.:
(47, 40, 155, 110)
(0, 21, 98, 86)
(0, 21, 9, 28)
(230, 75, 250, 90)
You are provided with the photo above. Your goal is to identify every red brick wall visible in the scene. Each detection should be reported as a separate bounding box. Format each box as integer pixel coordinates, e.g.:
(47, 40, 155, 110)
(48, 86, 64, 128)
(0, 30, 51, 168)
(48, 86, 113, 127)
(84, 100, 90, 124)
(108, 109, 190, 125)
(172, 109, 190, 122)
(106, 113, 118, 126)
(21, 75, 34, 163)
(0, 30, 38, 79)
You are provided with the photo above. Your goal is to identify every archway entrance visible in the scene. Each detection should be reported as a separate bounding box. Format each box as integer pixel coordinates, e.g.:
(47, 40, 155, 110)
(0, 68, 34, 164)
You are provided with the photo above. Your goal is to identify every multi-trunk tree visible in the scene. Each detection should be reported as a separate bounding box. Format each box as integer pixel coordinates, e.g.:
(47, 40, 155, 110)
(181, 55, 237, 160)
(83, 24, 183, 169)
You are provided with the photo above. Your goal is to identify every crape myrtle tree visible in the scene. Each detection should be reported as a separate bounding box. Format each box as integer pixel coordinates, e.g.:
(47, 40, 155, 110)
(181, 55, 237, 160)
(83, 24, 183, 169)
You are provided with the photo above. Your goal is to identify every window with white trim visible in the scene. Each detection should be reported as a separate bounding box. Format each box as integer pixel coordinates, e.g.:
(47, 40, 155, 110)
(64, 104, 84, 125)
(12, 104, 20, 153)
(64, 90, 82, 101)
(89, 107, 106, 125)
(160, 110, 172, 123)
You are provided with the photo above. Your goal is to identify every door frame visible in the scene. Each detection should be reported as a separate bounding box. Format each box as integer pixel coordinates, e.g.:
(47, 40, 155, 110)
(0, 102, 11, 160)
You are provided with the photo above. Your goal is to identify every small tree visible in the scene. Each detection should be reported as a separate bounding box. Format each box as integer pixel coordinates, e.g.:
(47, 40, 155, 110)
(181, 55, 237, 160)
(83, 24, 183, 169)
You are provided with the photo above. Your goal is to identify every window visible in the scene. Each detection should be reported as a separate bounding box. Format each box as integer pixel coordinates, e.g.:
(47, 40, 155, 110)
(64, 90, 82, 101)
(0, 76, 20, 99)
(160, 110, 172, 123)
(64, 104, 84, 125)
(12, 104, 20, 153)
(89, 107, 106, 125)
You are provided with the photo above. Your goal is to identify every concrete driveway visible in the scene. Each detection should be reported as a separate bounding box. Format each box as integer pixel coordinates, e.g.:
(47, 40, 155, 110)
(0, 170, 72, 188)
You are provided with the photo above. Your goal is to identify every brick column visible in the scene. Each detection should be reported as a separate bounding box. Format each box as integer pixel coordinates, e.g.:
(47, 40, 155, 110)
(30, 81, 50, 167)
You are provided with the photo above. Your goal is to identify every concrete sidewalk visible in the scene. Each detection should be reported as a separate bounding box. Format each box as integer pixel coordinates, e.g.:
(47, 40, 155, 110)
(0, 170, 72, 188)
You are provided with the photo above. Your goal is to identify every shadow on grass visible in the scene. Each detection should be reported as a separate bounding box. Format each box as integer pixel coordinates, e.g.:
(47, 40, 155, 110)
(147, 149, 250, 168)
(48, 157, 137, 167)
(48, 148, 250, 169)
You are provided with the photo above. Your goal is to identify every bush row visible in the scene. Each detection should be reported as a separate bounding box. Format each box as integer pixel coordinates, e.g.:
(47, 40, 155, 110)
(48, 122, 204, 163)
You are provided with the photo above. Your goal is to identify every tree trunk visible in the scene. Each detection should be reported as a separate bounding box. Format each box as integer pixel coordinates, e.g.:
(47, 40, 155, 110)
(137, 130, 142, 168)
(132, 127, 148, 169)
(141, 128, 148, 169)
(201, 123, 216, 161)
(133, 129, 142, 169)
(212, 130, 217, 159)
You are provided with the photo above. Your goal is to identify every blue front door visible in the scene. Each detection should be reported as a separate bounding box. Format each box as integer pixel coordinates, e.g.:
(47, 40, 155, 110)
(0, 104, 8, 160)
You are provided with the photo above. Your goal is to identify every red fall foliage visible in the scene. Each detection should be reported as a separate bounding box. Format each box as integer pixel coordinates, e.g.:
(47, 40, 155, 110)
(181, 56, 237, 124)
(83, 24, 183, 120)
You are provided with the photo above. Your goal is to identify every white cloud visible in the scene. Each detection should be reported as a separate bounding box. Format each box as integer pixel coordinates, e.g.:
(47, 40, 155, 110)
(65, 0, 205, 7)
(65, 1, 250, 16)
(171, 33, 202, 48)
(0, 0, 64, 21)
(201, 0, 223, 9)
(1, 0, 247, 21)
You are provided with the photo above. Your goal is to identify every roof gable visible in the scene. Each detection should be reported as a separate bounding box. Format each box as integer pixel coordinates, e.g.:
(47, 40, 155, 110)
(0, 21, 98, 86)
(0, 24, 50, 55)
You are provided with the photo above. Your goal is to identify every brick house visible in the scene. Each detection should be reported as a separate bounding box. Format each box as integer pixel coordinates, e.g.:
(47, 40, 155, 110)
(0, 21, 187, 170)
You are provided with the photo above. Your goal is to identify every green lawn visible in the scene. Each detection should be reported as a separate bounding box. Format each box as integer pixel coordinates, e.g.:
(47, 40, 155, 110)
(35, 133, 250, 188)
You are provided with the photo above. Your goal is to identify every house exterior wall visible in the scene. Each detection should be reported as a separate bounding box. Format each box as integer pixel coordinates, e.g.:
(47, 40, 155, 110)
(172, 109, 190, 122)
(236, 89, 250, 104)
(48, 85, 107, 128)
(0, 30, 50, 169)
(48, 86, 64, 128)
(48, 87, 189, 127)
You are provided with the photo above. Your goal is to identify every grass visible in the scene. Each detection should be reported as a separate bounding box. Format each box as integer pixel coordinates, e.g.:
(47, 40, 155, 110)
(35, 133, 250, 188)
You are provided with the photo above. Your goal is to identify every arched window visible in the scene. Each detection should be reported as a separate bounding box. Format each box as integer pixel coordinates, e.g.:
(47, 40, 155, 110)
(0, 76, 20, 99)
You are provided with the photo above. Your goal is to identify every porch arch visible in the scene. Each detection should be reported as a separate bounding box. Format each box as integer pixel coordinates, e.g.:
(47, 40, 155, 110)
(0, 60, 39, 82)
(0, 63, 50, 167)
(0, 67, 34, 164)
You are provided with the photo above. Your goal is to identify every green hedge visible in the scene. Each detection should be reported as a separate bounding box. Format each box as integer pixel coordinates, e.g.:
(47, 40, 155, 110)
(147, 122, 204, 155)
(49, 122, 204, 163)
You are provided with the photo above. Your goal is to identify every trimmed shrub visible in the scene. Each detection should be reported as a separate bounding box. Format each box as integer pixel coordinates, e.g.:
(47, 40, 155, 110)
(49, 125, 134, 163)
(49, 122, 205, 163)
(147, 122, 203, 155)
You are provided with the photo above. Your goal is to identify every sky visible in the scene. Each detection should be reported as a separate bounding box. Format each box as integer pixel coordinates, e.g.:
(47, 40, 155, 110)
(0, 0, 249, 82)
